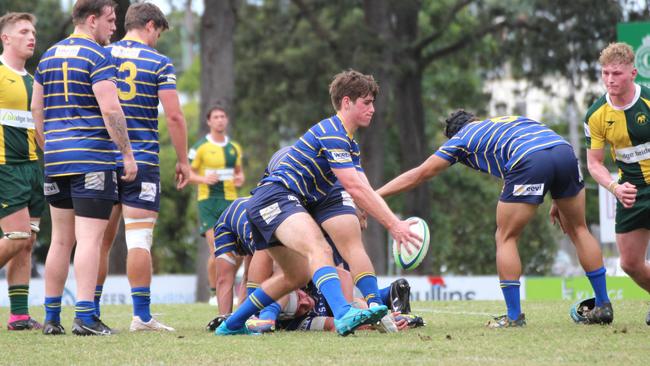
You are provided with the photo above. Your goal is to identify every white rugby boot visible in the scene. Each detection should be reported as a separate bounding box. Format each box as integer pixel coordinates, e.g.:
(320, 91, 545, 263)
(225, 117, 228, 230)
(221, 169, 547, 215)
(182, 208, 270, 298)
(129, 316, 175, 332)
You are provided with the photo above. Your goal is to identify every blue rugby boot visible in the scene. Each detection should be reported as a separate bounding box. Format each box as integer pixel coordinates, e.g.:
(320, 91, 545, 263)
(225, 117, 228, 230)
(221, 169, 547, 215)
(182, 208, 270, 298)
(215, 321, 253, 336)
(334, 305, 388, 337)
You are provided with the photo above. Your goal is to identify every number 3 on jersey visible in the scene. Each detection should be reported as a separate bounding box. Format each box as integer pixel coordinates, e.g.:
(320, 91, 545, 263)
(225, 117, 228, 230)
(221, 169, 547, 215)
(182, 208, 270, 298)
(118, 61, 138, 101)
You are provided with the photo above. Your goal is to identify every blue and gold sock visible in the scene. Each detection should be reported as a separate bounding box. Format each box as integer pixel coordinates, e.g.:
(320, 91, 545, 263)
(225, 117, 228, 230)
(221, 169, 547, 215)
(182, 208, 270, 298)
(259, 302, 282, 321)
(586, 267, 610, 307)
(225, 288, 274, 330)
(354, 272, 382, 306)
(75, 301, 96, 325)
(8, 285, 29, 315)
(132, 287, 152, 322)
(500, 280, 521, 321)
(379, 286, 391, 306)
(94, 285, 103, 317)
(246, 282, 259, 299)
(314, 266, 351, 319)
(44, 296, 62, 322)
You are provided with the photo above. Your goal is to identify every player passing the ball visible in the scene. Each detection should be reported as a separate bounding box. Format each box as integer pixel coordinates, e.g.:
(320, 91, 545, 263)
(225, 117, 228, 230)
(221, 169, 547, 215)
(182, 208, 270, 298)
(377, 111, 613, 328)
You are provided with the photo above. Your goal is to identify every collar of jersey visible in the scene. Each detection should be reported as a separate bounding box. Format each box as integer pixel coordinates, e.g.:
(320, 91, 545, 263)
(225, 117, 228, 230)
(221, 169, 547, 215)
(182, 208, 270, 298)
(206, 134, 230, 147)
(0, 55, 27, 76)
(68, 33, 96, 43)
(334, 114, 354, 139)
(122, 36, 146, 45)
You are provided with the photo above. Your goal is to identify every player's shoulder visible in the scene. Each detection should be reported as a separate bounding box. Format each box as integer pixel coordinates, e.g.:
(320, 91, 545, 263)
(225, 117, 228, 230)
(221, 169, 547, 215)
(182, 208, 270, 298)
(191, 135, 209, 150)
(312, 115, 348, 138)
(585, 94, 608, 122)
(640, 84, 650, 99)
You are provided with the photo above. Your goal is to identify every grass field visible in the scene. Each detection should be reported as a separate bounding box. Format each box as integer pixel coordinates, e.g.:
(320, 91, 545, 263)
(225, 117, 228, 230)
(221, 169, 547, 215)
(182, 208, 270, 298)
(2, 300, 649, 365)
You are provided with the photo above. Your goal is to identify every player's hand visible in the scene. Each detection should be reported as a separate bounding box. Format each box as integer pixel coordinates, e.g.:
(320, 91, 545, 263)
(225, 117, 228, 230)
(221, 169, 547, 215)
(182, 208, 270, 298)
(121, 156, 138, 182)
(392, 312, 408, 331)
(389, 219, 422, 255)
(175, 161, 191, 190)
(357, 208, 368, 230)
(613, 181, 637, 208)
(204, 173, 219, 185)
(549, 202, 566, 234)
(234, 174, 244, 187)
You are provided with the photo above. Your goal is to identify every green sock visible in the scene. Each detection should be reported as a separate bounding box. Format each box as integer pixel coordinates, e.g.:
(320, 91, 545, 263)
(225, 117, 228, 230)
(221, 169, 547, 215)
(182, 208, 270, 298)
(210, 288, 216, 297)
(8, 285, 29, 315)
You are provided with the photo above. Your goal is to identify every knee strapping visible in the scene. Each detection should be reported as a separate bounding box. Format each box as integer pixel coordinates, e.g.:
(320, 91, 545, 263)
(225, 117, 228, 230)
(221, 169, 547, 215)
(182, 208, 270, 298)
(30, 219, 40, 234)
(3, 231, 31, 240)
(124, 217, 156, 251)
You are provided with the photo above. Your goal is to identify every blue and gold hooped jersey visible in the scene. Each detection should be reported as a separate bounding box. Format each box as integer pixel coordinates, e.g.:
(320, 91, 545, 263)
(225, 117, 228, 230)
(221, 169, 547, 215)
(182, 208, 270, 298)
(107, 37, 176, 167)
(213, 197, 255, 257)
(260, 115, 363, 202)
(435, 115, 568, 178)
(585, 84, 650, 187)
(34, 33, 117, 177)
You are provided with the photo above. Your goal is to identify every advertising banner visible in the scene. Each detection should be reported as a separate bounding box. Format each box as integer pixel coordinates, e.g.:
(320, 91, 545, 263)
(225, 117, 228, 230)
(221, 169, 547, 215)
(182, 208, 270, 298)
(618, 22, 650, 88)
(526, 276, 649, 301)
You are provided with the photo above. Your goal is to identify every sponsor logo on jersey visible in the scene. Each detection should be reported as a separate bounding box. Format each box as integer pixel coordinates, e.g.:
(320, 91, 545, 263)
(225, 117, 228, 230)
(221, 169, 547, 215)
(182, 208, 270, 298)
(110, 46, 141, 59)
(616, 142, 650, 164)
(513, 183, 544, 196)
(54, 45, 80, 58)
(330, 150, 351, 163)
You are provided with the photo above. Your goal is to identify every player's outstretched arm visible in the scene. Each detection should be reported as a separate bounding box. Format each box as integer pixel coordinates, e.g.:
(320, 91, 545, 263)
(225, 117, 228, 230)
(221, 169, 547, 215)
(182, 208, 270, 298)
(376, 154, 450, 199)
(332, 167, 420, 251)
(93, 80, 137, 182)
(159, 89, 190, 189)
(586, 148, 636, 208)
(30, 81, 45, 150)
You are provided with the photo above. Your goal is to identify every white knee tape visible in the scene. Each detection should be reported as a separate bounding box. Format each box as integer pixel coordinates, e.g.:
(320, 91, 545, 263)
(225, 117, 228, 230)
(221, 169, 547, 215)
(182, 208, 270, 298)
(124, 217, 156, 252)
(30, 219, 40, 234)
(216, 252, 237, 266)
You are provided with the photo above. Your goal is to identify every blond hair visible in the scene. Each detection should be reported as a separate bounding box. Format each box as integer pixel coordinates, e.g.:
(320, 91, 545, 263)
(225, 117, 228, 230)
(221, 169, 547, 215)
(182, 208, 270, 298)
(599, 42, 635, 66)
(0, 12, 36, 34)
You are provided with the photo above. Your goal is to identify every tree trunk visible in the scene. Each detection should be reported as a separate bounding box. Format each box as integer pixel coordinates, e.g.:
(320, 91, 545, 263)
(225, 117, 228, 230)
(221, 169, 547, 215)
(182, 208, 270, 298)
(196, 0, 238, 301)
(392, 1, 434, 274)
(359, 0, 394, 274)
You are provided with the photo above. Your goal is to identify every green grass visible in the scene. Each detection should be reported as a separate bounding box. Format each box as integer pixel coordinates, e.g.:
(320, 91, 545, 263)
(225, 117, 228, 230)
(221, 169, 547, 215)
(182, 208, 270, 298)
(1, 301, 649, 365)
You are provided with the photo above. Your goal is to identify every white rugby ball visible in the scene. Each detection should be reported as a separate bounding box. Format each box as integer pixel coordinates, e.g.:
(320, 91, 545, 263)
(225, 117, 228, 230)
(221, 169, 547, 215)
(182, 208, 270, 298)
(392, 216, 430, 270)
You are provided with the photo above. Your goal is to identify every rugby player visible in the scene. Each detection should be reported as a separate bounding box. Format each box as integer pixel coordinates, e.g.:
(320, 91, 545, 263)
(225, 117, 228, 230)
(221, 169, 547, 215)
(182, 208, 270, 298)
(584, 42, 650, 325)
(216, 70, 419, 336)
(33, 0, 137, 336)
(0, 12, 43, 330)
(378, 112, 612, 327)
(188, 105, 245, 305)
(96, 2, 190, 332)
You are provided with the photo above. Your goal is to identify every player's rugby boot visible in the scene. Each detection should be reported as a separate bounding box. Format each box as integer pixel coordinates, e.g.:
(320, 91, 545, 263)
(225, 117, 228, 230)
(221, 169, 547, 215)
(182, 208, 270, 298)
(334, 305, 388, 337)
(487, 313, 526, 328)
(389, 278, 411, 313)
(71, 317, 114, 336)
(214, 321, 254, 336)
(206, 314, 229, 332)
(584, 302, 613, 325)
(246, 318, 275, 334)
(7, 314, 43, 330)
(394, 313, 425, 328)
(42, 320, 65, 335)
(130, 316, 175, 332)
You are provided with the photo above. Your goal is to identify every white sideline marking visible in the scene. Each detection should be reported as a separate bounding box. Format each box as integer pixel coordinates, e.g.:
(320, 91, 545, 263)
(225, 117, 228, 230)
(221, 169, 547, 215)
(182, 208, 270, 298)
(412, 308, 495, 316)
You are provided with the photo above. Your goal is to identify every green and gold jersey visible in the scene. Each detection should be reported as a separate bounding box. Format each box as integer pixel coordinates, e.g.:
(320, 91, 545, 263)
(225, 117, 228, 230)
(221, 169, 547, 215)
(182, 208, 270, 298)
(585, 84, 650, 187)
(189, 135, 242, 201)
(0, 58, 38, 164)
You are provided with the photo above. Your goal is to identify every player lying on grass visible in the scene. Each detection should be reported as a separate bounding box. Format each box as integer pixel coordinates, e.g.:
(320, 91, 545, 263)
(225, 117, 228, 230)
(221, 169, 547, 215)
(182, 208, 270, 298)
(248, 275, 424, 333)
(377, 111, 613, 328)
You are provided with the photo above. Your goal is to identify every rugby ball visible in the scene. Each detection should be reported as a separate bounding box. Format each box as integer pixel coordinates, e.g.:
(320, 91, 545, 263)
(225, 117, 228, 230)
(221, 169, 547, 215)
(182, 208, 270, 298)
(392, 217, 430, 270)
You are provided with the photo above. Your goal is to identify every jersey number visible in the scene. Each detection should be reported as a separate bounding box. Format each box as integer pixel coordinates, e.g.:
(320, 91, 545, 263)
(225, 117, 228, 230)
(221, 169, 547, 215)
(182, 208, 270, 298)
(62, 61, 69, 102)
(118, 61, 138, 101)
